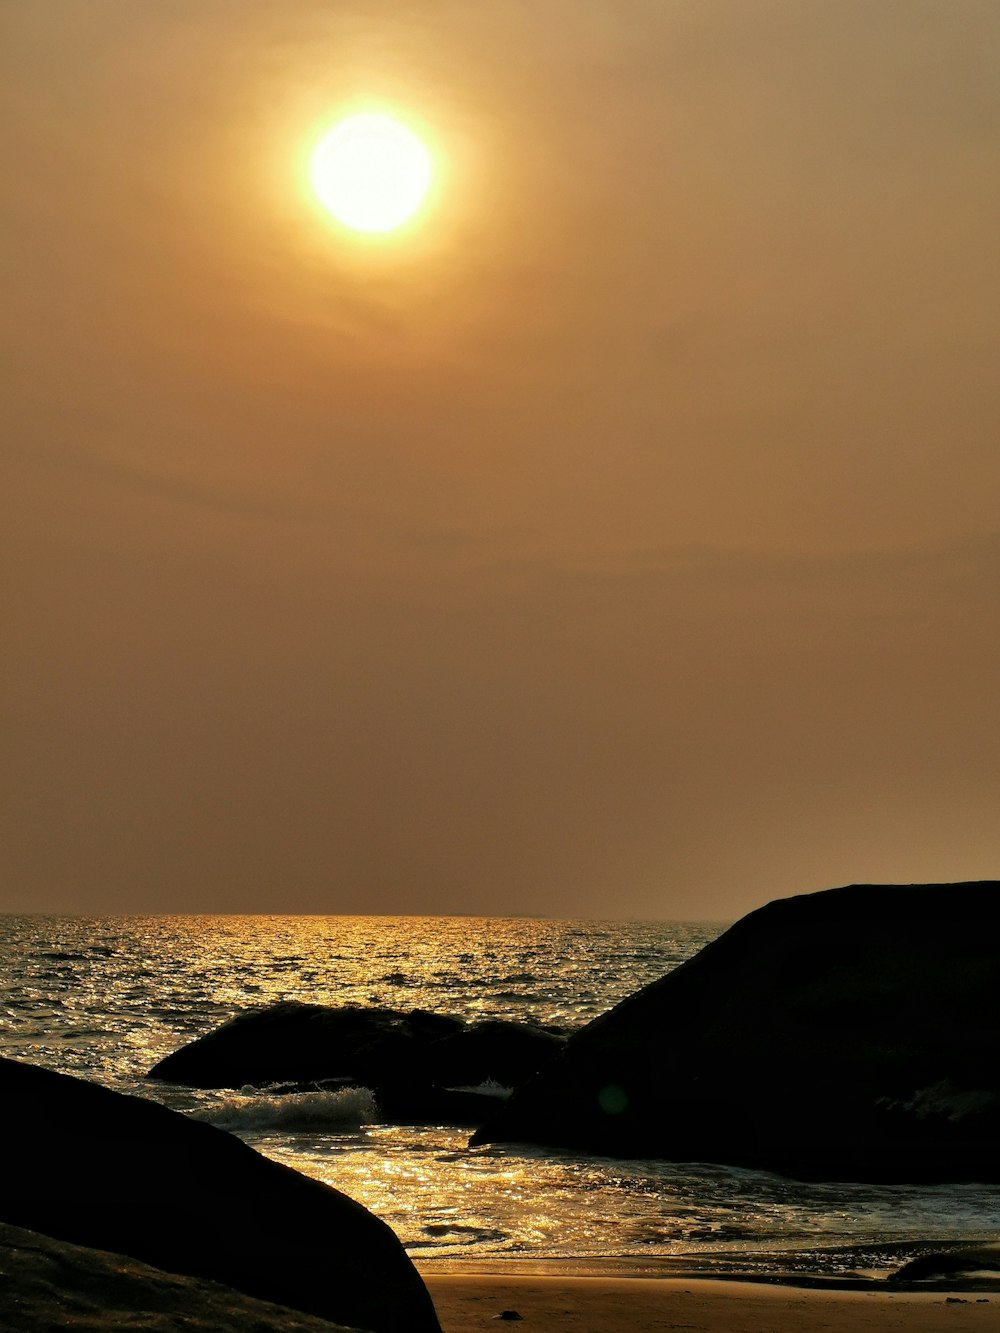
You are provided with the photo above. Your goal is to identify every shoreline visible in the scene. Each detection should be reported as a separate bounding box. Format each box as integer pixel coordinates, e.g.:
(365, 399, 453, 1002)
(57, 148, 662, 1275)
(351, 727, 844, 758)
(415, 1248, 1000, 1292)
(5, 1220, 998, 1332)
(421, 1273, 999, 1333)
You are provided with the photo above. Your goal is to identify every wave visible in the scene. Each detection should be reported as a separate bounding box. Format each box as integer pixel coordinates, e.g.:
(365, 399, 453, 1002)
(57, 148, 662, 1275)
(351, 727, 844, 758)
(446, 1079, 512, 1099)
(197, 1085, 378, 1132)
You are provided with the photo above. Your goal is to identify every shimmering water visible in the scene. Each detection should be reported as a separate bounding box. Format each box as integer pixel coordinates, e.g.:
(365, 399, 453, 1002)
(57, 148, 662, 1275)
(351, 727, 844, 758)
(2, 914, 998, 1278)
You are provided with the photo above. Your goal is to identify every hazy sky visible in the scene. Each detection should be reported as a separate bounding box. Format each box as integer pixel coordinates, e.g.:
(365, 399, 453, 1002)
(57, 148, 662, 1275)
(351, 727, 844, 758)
(3, 1, 998, 919)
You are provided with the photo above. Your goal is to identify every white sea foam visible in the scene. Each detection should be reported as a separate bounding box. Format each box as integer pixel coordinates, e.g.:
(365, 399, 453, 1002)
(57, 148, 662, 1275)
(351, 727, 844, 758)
(445, 1079, 512, 1099)
(198, 1085, 378, 1131)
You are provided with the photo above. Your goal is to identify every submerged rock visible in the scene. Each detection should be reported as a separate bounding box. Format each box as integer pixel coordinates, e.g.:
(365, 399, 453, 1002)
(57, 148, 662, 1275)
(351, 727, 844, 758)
(148, 1002, 565, 1125)
(472, 882, 1000, 1182)
(0, 1222, 364, 1332)
(0, 1057, 441, 1333)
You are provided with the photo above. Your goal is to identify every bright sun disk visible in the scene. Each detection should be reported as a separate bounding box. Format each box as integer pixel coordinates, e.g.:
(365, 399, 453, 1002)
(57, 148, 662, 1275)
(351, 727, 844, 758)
(310, 113, 432, 235)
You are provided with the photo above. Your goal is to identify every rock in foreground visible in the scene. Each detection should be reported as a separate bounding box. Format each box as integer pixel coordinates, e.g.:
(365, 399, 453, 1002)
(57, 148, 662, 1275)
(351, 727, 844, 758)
(0, 1058, 441, 1333)
(0, 1223, 364, 1332)
(473, 882, 1000, 1182)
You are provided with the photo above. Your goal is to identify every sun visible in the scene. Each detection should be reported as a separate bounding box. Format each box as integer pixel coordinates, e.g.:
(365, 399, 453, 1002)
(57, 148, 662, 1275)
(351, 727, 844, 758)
(310, 113, 433, 235)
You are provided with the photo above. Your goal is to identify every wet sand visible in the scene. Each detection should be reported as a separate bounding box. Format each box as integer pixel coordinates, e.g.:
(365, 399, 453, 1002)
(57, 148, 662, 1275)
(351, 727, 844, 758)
(424, 1273, 998, 1332)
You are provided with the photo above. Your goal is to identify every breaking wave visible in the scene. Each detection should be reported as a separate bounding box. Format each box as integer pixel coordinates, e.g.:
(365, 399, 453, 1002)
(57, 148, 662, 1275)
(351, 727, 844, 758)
(198, 1085, 378, 1132)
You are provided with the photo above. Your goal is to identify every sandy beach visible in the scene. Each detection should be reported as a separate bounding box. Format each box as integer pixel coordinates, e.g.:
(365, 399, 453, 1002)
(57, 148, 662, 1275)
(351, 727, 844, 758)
(4, 1220, 998, 1331)
(424, 1273, 997, 1333)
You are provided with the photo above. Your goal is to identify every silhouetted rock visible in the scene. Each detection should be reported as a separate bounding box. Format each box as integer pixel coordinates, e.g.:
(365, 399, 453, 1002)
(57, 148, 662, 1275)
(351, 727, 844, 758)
(472, 882, 1000, 1182)
(0, 1222, 364, 1332)
(147, 1002, 461, 1090)
(889, 1243, 1000, 1284)
(425, 1019, 566, 1088)
(148, 1003, 566, 1124)
(0, 1058, 441, 1333)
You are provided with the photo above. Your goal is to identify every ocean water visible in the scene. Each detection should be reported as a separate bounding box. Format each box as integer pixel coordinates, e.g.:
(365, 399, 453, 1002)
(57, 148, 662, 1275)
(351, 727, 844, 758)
(2, 913, 998, 1279)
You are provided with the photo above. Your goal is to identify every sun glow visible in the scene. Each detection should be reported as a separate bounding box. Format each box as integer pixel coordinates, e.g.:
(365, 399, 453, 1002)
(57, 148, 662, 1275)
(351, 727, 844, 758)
(310, 113, 433, 235)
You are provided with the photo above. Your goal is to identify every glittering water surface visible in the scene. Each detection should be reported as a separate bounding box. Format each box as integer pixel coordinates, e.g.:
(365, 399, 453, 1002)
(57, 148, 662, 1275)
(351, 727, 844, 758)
(2, 914, 998, 1277)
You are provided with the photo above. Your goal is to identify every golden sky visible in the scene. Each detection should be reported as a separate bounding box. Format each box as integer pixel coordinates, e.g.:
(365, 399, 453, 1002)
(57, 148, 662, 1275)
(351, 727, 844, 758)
(3, 1, 998, 917)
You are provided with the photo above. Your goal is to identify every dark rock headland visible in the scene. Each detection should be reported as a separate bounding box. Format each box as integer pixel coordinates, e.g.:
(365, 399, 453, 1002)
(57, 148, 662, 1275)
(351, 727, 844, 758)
(0, 1057, 441, 1333)
(472, 881, 1000, 1182)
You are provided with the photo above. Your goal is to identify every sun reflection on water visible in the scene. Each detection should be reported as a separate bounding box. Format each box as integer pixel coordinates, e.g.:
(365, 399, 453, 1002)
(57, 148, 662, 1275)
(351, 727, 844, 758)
(3, 913, 1000, 1275)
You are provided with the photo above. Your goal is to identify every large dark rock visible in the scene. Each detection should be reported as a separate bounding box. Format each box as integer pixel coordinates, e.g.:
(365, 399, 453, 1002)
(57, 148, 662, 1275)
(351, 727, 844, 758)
(0, 1222, 364, 1332)
(148, 1003, 463, 1090)
(424, 1019, 566, 1089)
(0, 1058, 441, 1333)
(471, 882, 1000, 1182)
(148, 1003, 565, 1125)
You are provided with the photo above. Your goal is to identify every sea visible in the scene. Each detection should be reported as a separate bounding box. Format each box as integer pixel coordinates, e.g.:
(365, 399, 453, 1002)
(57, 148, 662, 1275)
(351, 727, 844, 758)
(2, 913, 998, 1281)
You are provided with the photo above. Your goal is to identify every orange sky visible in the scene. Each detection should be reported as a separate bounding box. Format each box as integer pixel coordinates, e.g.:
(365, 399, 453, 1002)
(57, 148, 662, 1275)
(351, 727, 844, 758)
(2, 1, 998, 918)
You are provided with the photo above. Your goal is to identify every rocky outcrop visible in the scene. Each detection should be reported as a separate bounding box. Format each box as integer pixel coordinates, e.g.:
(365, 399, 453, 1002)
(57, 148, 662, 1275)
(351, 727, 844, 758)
(0, 1058, 441, 1333)
(147, 1003, 565, 1125)
(423, 1018, 566, 1089)
(889, 1242, 1000, 1284)
(472, 882, 1000, 1182)
(149, 1005, 458, 1090)
(0, 1223, 364, 1332)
